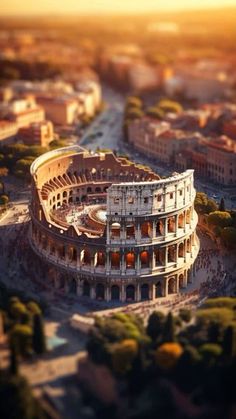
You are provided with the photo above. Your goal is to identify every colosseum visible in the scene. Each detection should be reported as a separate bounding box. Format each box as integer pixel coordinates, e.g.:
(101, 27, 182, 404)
(29, 145, 199, 302)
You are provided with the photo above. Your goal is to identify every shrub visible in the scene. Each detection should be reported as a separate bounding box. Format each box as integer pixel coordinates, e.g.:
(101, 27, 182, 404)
(155, 342, 183, 370)
(179, 308, 192, 323)
(111, 339, 138, 375)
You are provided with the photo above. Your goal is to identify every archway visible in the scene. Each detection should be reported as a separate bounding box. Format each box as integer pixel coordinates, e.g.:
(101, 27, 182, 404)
(141, 284, 149, 300)
(155, 281, 162, 298)
(141, 221, 152, 238)
(140, 250, 149, 268)
(111, 223, 120, 239)
(83, 280, 90, 297)
(96, 251, 105, 267)
(178, 213, 184, 229)
(168, 277, 176, 294)
(81, 249, 91, 265)
(126, 252, 135, 269)
(70, 278, 77, 294)
(167, 217, 175, 233)
(178, 243, 184, 258)
(96, 283, 105, 300)
(126, 285, 135, 301)
(156, 221, 164, 236)
(111, 252, 120, 269)
(111, 285, 120, 301)
(179, 274, 184, 289)
(126, 224, 135, 239)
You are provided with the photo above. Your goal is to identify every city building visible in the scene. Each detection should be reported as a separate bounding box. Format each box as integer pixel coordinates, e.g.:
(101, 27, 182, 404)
(0, 120, 18, 145)
(36, 96, 79, 125)
(207, 136, 236, 185)
(29, 147, 199, 302)
(18, 120, 54, 147)
(128, 118, 200, 164)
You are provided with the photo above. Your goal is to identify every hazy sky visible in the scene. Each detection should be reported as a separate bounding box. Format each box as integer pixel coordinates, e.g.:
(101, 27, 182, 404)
(1, 0, 236, 15)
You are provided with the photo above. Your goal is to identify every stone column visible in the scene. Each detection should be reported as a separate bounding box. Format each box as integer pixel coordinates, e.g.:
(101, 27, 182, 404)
(165, 247, 168, 266)
(164, 218, 168, 237)
(136, 283, 141, 302)
(91, 285, 96, 299)
(175, 214, 178, 236)
(105, 286, 110, 302)
(121, 283, 126, 302)
(77, 281, 83, 296)
(136, 253, 141, 274)
(152, 220, 156, 239)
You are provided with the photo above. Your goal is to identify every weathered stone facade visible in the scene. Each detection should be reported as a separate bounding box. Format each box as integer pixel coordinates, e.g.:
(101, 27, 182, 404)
(30, 146, 199, 302)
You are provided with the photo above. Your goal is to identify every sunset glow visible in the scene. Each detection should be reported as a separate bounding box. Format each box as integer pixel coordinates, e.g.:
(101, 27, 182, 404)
(1, 0, 236, 15)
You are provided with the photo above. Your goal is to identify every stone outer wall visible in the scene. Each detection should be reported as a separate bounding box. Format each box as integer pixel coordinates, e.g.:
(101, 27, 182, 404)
(29, 146, 199, 302)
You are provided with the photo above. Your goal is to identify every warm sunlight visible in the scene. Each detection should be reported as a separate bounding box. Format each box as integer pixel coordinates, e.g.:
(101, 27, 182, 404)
(1, 0, 236, 15)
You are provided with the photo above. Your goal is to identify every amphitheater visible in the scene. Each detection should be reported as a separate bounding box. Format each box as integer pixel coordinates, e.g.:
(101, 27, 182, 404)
(30, 145, 199, 302)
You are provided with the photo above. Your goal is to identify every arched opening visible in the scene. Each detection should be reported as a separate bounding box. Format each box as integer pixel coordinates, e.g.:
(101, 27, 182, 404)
(57, 193, 60, 200)
(168, 245, 176, 263)
(178, 243, 184, 258)
(81, 249, 91, 265)
(154, 250, 161, 266)
(168, 217, 175, 233)
(179, 274, 184, 289)
(156, 221, 164, 236)
(70, 278, 77, 294)
(126, 224, 135, 239)
(111, 285, 120, 301)
(178, 213, 184, 229)
(141, 284, 149, 300)
(83, 280, 90, 297)
(95, 187, 101, 193)
(96, 283, 105, 300)
(187, 269, 191, 284)
(81, 195, 87, 202)
(111, 223, 120, 239)
(63, 191, 67, 198)
(87, 187, 92, 193)
(168, 277, 176, 294)
(186, 208, 191, 224)
(155, 281, 162, 298)
(140, 250, 149, 269)
(141, 221, 152, 238)
(111, 252, 120, 269)
(126, 252, 135, 269)
(69, 196, 73, 203)
(126, 285, 135, 301)
(96, 251, 105, 267)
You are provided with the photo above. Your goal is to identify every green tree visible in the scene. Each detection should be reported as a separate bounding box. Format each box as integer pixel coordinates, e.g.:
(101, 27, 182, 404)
(126, 107, 144, 120)
(0, 194, 9, 206)
(208, 211, 232, 228)
(220, 227, 236, 248)
(32, 314, 46, 355)
(126, 96, 143, 109)
(147, 311, 165, 342)
(219, 197, 226, 211)
(162, 312, 175, 343)
(158, 99, 183, 114)
(146, 106, 164, 119)
(179, 308, 192, 323)
(10, 324, 32, 357)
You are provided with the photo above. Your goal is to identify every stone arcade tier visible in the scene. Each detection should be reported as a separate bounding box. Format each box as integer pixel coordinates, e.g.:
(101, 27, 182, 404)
(29, 147, 199, 302)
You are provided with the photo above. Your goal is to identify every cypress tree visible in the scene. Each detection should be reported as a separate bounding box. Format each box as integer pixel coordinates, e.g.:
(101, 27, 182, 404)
(162, 312, 175, 343)
(219, 198, 226, 212)
(32, 314, 46, 355)
(147, 311, 165, 342)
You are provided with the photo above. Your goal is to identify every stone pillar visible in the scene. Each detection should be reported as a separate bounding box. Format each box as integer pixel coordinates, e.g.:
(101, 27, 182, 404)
(106, 252, 110, 274)
(136, 222, 141, 242)
(77, 281, 83, 296)
(152, 250, 156, 270)
(121, 283, 126, 302)
(91, 285, 96, 299)
(175, 214, 178, 235)
(121, 252, 126, 275)
(184, 211, 187, 232)
(164, 218, 168, 237)
(136, 253, 140, 274)
(136, 283, 141, 302)
(105, 286, 110, 302)
(152, 220, 156, 239)
(148, 284, 153, 300)
(165, 247, 168, 266)
(163, 186, 167, 211)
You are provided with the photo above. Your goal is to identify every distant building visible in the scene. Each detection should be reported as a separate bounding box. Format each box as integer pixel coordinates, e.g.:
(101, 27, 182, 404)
(36, 96, 79, 125)
(207, 136, 236, 185)
(128, 63, 160, 91)
(0, 120, 18, 145)
(223, 120, 236, 140)
(18, 121, 54, 147)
